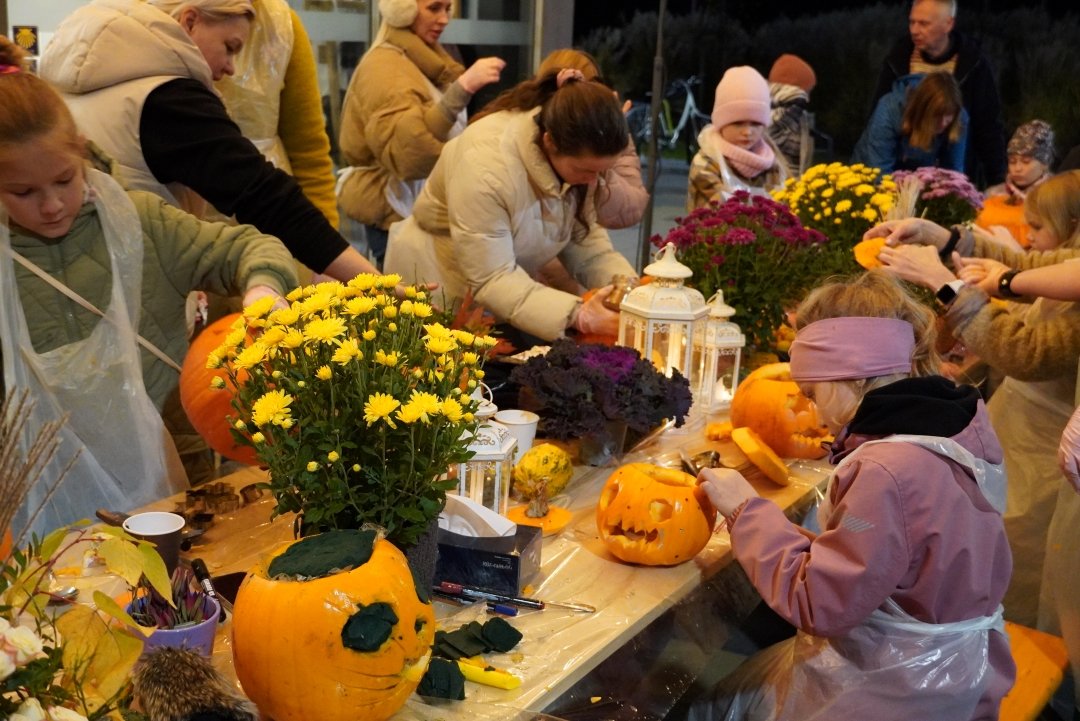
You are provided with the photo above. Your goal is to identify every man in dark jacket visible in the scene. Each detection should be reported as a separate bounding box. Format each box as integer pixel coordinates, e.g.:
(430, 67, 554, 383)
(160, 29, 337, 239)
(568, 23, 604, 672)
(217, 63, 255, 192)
(871, 0, 1007, 186)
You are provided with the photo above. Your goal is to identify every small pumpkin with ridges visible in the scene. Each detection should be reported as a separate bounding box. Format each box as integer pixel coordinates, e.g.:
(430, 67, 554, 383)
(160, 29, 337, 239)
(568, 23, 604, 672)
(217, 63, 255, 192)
(506, 444, 575, 536)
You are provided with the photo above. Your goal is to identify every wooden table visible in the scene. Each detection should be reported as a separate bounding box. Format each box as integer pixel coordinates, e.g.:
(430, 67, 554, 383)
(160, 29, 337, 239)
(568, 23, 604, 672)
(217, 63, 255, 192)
(68, 415, 830, 721)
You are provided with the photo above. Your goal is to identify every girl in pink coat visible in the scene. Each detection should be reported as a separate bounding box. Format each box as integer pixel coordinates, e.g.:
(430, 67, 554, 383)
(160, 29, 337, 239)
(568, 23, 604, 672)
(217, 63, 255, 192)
(691, 271, 1014, 721)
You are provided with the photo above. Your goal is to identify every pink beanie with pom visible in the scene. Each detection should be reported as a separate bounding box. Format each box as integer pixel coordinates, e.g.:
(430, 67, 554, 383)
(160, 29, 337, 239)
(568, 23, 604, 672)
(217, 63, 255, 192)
(711, 66, 771, 129)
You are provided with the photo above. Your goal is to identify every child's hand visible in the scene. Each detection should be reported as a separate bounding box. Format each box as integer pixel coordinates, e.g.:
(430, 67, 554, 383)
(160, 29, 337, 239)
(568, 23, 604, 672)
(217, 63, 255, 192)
(696, 468, 759, 518)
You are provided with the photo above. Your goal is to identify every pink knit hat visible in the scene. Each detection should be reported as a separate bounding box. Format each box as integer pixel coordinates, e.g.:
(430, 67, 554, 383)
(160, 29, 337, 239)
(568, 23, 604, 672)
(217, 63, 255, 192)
(712, 66, 772, 129)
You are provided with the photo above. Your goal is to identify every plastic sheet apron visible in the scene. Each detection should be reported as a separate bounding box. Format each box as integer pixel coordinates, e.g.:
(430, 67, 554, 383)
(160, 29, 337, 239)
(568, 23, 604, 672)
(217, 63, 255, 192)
(0, 170, 188, 538)
(336, 59, 467, 221)
(689, 435, 1007, 721)
(216, 0, 293, 174)
(986, 296, 1077, 627)
(696, 125, 788, 202)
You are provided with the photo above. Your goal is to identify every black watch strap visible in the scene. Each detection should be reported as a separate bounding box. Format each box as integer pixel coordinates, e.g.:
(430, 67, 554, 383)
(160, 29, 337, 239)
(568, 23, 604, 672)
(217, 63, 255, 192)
(999, 269, 1023, 299)
(939, 227, 962, 261)
(936, 281, 960, 305)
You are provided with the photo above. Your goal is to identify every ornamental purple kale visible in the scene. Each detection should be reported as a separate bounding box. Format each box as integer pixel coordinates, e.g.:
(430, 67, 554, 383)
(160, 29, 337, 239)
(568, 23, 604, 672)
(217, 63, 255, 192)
(510, 340, 692, 439)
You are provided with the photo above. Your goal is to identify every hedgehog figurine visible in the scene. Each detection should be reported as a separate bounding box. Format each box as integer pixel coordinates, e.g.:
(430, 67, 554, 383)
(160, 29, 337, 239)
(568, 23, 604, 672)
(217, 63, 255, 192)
(133, 647, 257, 721)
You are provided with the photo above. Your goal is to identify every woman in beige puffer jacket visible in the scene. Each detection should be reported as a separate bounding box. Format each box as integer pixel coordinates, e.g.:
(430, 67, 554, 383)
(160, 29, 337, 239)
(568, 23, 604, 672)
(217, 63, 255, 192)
(385, 74, 637, 341)
(337, 0, 504, 264)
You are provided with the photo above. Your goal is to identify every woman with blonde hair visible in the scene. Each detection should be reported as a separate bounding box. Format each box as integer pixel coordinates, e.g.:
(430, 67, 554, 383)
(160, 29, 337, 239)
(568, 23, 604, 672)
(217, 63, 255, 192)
(853, 71, 968, 174)
(337, 0, 506, 265)
(869, 171, 1080, 634)
(40, 0, 378, 282)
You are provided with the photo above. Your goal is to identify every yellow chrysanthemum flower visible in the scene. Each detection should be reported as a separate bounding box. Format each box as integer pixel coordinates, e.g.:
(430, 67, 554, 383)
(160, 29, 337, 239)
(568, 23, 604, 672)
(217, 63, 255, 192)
(328, 451, 340, 462)
(283, 329, 304, 349)
(440, 397, 464, 423)
(252, 432, 266, 444)
(482, 336, 498, 348)
(231, 316, 248, 331)
(823, 208, 833, 217)
(396, 403, 424, 425)
(304, 317, 347, 344)
(424, 323, 452, 338)
(352, 464, 361, 472)
(332, 339, 363, 365)
(835, 199, 853, 214)
(364, 392, 401, 428)
(382, 306, 398, 319)
(363, 329, 377, 341)
(379, 273, 402, 288)
(399, 300, 414, 315)
(316, 365, 332, 380)
(234, 420, 247, 431)
(252, 389, 293, 427)
(375, 350, 401, 367)
(234, 343, 268, 370)
(464, 413, 474, 422)
(299, 291, 335, 318)
(286, 287, 304, 302)
(475, 369, 486, 379)
(404, 286, 417, 298)
(426, 336, 457, 354)
(210, 376, 226, 390)
(863, 208, 878, 222)
(206, 350, 224, 369)
(260, 326, 289, 349)
(269, 306, 300, 326)
(814, 214, 822, 221)
(307, 461, 319, 472)
(821, 188, 835, 198)
(388, 323, 398, 332)
(343, 296, 378, 316)
(855, 183, 876, 196)
(461, 352, 479, 366)
(348, 273, 379, 291)
(243, 295, 278, 319)
(224, 328, 247, 349)
(834, 218, 843, 224)
(407, 302, 433, 319)
(451, 330, 475, 346)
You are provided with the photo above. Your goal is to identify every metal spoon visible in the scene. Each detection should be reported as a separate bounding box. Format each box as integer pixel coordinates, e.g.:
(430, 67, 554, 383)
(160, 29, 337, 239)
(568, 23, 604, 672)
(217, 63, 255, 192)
(48, 586, 79, 604)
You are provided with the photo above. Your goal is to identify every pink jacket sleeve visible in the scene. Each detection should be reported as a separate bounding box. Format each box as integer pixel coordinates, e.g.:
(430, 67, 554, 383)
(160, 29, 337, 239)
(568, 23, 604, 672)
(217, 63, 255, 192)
(594, 136, 650, 230)
(1059, 404, 1080, 494)
(730, 458, 910, 637)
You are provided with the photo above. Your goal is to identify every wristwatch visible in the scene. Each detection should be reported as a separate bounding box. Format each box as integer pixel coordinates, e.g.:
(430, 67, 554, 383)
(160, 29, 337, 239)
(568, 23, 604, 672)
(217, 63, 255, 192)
(935, 279, 965, 305)
(998, 269, 1023, 299)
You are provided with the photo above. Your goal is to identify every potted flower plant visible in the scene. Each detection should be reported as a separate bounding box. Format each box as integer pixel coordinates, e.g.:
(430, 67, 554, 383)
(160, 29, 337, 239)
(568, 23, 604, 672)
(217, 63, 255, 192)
(891, 167, 984, 228)
(651, 192, 828, 349)
(510, 340, 693, 465)
(211, 274, 497, 580)
(127, 567, 219, 658)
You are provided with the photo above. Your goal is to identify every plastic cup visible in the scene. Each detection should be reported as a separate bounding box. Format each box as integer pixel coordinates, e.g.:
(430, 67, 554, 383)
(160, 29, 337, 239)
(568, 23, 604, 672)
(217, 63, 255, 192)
(494, 410, 540, 464)
(123, 512, 185, 575)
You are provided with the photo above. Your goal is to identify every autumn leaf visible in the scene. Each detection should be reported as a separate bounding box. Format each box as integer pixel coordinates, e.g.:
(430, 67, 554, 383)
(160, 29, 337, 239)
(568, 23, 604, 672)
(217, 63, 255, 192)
(98, 537, 144, 587)
(55, 604, 108, 676)
(96, 525, 139, 543)
(92, 627, 144, 698)
(94, 590, 154, 638)
(38, 526, 69, 562)
(138, 542, 175, 608)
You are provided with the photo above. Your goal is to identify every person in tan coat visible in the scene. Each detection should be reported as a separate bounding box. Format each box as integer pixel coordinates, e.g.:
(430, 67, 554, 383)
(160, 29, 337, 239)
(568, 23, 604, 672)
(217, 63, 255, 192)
(384, 73, 637, 342)
(337, 0, 505, 265)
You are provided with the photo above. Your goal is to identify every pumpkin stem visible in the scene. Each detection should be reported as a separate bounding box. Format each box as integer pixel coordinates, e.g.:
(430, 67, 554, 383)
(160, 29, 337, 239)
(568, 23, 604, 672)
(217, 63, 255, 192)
(525, 479, 550, 518)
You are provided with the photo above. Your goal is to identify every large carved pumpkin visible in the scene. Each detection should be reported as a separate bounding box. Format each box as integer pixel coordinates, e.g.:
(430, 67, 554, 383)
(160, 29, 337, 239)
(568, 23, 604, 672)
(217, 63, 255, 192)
(730, 363, 831, 460)
(596, 464, 716, 566)
(233, 530, 434, 721)
(179, 313, 258, 465)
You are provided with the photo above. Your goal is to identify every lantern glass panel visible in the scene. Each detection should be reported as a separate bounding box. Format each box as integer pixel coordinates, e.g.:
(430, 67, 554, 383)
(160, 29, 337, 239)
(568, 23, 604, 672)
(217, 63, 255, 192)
(712, 348, 741, 407)
(651, 322, 689, 376)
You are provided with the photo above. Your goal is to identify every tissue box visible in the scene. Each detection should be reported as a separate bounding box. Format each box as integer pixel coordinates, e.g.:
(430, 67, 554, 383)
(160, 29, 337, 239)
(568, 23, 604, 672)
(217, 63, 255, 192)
(434, 523, 542, 595)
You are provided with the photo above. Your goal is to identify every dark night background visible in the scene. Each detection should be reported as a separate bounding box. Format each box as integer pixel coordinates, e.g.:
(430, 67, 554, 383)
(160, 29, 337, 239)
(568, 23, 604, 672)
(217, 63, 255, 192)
(575, 0, 1075, 39)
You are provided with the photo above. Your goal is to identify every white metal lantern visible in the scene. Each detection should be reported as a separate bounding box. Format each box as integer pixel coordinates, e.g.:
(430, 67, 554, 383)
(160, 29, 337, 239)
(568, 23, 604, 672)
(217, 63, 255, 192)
(618, 243, 708, 386)
(456, 399, 517, 515)
(694, 291, 746, 412)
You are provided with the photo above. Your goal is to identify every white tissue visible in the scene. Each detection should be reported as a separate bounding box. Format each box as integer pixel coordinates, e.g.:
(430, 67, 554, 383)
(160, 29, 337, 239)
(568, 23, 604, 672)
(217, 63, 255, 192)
(439, 494, 517, 537)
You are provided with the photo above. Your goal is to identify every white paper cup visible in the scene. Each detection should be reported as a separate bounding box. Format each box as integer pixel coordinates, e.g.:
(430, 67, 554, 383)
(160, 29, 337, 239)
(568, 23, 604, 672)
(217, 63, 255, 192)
(494, 410, 540, 464)
(123, 512, 185, 575)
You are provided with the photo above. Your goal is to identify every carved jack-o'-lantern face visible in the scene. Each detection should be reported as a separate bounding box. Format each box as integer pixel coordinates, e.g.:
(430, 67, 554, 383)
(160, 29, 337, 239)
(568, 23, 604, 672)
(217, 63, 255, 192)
(596, 464, 717, 566)
(730, 363, 831, 460)
(232, 531, 434, 721)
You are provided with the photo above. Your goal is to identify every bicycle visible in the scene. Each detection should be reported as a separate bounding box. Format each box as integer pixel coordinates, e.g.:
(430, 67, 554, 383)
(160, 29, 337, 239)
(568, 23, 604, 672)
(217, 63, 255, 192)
(626, 76, 713, 164)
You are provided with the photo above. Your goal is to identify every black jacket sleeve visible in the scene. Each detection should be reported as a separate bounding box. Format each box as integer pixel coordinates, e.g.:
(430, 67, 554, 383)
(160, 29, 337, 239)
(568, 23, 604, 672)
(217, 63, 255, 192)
(962, 56, 1008, 186)
(140, 78, 348, 273)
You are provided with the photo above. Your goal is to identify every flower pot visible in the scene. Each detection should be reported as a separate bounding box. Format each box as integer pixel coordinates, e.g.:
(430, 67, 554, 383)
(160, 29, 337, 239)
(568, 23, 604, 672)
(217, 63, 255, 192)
(127, 597, 220, 658)
(580, 420, 628, 467)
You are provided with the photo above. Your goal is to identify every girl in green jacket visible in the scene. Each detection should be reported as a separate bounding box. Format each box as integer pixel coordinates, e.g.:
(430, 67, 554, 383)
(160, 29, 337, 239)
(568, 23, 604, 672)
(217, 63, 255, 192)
(0, 37, 298, 536)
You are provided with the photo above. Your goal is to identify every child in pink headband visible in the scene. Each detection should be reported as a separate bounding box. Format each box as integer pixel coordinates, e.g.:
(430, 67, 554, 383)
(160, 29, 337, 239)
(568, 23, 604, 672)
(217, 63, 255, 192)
(688, 271, 1014, 721)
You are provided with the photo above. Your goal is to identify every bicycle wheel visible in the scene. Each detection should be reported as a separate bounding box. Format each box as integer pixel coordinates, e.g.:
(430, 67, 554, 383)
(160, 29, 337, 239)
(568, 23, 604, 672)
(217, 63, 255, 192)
(625, 105, 652, 152)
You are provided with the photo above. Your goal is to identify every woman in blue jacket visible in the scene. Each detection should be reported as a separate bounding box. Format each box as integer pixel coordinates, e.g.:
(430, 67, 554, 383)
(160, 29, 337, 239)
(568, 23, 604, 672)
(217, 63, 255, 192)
(853, 72, 968, 174)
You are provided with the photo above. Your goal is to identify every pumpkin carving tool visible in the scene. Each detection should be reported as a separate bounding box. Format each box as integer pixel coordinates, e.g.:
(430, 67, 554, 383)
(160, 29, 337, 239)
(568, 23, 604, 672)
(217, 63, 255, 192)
(437, 582, 596, 613)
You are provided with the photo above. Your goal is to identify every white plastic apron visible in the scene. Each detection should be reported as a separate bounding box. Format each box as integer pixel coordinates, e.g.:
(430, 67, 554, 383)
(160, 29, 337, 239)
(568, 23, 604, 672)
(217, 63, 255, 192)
(698, 125, 788, 202)
(336, 61, 467, 220)
(692, 434, 1007, 721)
(216, 0, 294, 174)
(0, 170, 188, 538)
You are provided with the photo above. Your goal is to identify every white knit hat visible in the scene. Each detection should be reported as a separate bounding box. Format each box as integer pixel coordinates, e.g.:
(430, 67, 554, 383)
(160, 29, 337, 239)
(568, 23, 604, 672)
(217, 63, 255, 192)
(379, 0, 418, 27)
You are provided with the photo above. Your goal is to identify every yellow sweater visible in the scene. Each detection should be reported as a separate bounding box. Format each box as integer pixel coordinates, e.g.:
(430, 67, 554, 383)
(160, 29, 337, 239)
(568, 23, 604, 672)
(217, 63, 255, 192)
(279, 10, 340, 230)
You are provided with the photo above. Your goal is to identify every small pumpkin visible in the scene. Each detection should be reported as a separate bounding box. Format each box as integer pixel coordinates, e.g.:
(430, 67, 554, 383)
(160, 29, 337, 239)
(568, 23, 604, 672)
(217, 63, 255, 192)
(732, 427, 790, 486)
(508, 444, 575, 537)
(596, 463, 716, 566)
(179, 313, 258, 465)
(730, 363, 831, 460)
(853, 238, 887, 269)
(232, 530, 434, 721)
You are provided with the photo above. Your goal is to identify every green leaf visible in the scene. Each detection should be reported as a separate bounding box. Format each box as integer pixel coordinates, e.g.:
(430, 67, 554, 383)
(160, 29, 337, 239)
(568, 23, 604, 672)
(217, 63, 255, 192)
(55, 604, 107, 675)
(97, 538, 144, 587)
(137, 543, 175, 609)
(96, 525, 138, 543)
(93, 590, 154, 637)
(37, 526, 69, 563)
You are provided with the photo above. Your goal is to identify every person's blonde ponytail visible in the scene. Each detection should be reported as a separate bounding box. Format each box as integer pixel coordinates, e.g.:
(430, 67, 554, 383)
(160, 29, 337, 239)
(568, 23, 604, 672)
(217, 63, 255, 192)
(146, 0, 255, 21)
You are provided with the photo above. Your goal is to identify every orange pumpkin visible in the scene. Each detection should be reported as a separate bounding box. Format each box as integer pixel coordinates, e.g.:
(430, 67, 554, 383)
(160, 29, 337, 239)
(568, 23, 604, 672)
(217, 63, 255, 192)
(976, 195, 1030, 248)
(596, 464, 716, 566)
(233, 531, 435, 721)
(0, 528, 11, 560)
(179, 313, 259, 465)
(853, 238, 887, 269)
(731, 427, 790, 486)
(730, 363, 831, 460)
